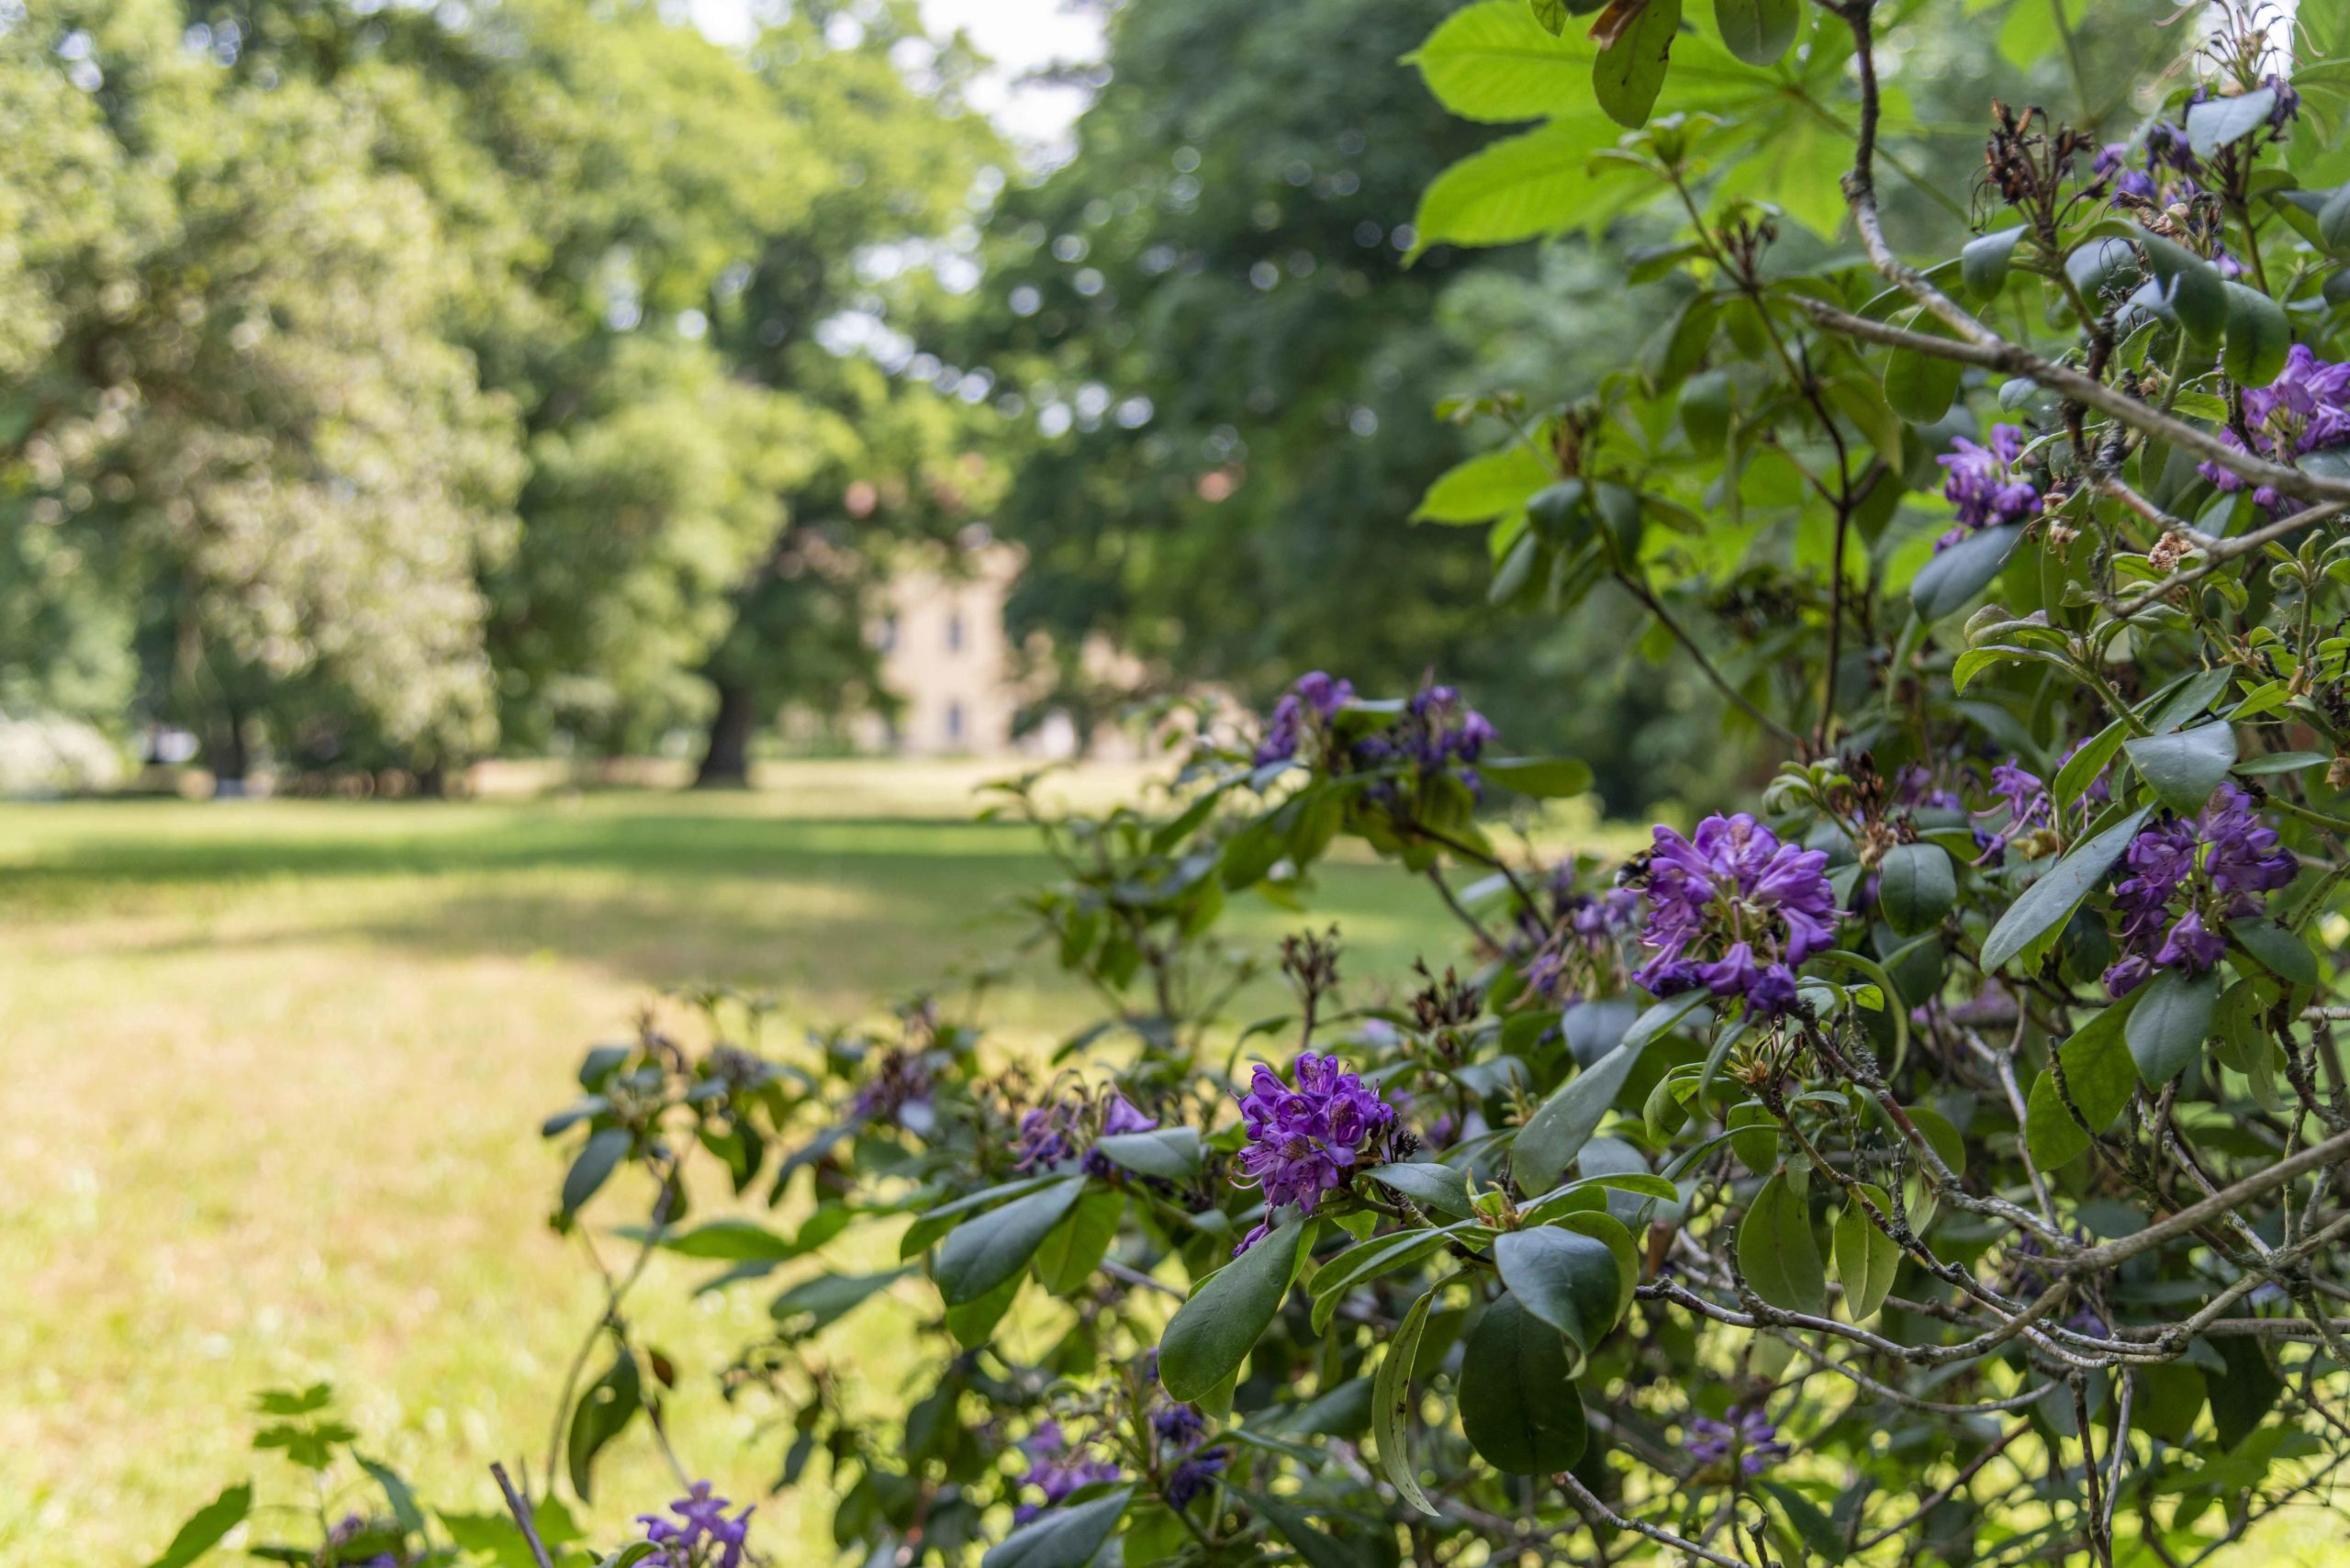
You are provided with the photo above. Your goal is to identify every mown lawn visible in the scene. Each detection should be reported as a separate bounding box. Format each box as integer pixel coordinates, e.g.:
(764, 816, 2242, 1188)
(0, 766, 1483, 1562)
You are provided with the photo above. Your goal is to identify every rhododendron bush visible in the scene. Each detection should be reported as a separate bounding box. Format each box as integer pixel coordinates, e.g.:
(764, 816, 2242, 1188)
(160, 4, 2350, 1566)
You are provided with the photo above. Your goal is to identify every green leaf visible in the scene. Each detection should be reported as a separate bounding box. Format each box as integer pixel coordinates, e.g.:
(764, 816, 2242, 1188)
(2126, 967, 2218, 1084)
(2025, 1002, 2137, 1169)
(1877, 843, 1956, 937)
(565, 1350, 643, 1502)
(1910, 525, 2024, 621)
(1514, 994, 1704, 1191)
(1363, 1162, 1479, 1219)
(2139, 230, 2227, 346)
(2054, 714, 2127, 816)
(1738, 1172, 1825, 1314)
(1035, 1188, 1126, 1296)
(934, 1176, 1086, 1307)
(145, 1483, 253, 1568)
(1224, 1484, 1367, 1568)
(357, 1456, 425, 1537)
(1412, 444, 1556, 523)
(1412, 120, 1619, 252)
(1372, 1279, 1446, 1517)
(561, 1126, 632, 1215)
(2186, 86, 2278, 158)
(1093, 1127, 1203, 1181)
(1460, 1293, 1590, 1473)
(1412, 0, 1595, 122)
(2210, 1338, 2283, 1447)
(1311, 1229, 1453, 1333)
(1494, 1226, 1622, 1351)
(979, 1488, 1133, 1568)
(2234, 750, 2328, 776)
(1979, 808, 2151, 974)
(1832, 1182, 1901, 1321)
(1479, 756, 1595, 798)
(2229, 915, 2317, 986)
(1529, 0, 1571, 35)
(1962, 227, 2028, 299)
(2124, 722, 2236, 815)
(770, 1269, 910, 1336)
(1158, 1217, 1310, 1402)
(1594, 0, 1684, 129)
(1885, 333, 1963, 423)
(944, 1271, 1023, 1349)
(652, 1218, 798, 1260)
(1712, 0, 1797, 64)
(2222, 283, 2291, 386)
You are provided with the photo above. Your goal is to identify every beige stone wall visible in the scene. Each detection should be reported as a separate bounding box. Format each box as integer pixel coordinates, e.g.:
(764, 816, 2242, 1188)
(861, 542, 1024, 756)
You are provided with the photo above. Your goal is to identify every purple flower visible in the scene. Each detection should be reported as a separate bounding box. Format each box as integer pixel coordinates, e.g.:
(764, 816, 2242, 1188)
(637, 1481, 753, 1568)
(1686, 1407, 1790, 1476)
(1406, 685, 1496, 767)
(1631, 814, 1839, 1015)
(1153, 1403, 1206, 1447)
(849, 1050, 934, 1129)
(1254, 671, 1355, 766)
(1231, 1052, 1398, 1252)
(2102, 784, 2296, 996)
(2199, 345, 2350, 509)
(1894, 760, 1962, 812)
(1167, 1446, 1227, 1506)
(1936, 425, 2039, 547)
(1013, 1103, 1081, 1170)
(1013, 1421, 1121, 1524)
(1081, 1092, 1161, 1177)
(2094, 142, 2158, 200)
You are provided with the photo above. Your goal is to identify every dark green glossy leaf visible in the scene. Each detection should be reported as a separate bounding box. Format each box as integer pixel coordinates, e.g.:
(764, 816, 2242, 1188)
(1738, 1172, 1825, 1314)
(1877, 842, 1956, 937)
(561, 1126, 632, 1215)
(2025, 1002, 2137, 1169)
(1515, 992, 1705, 1190)
(1494, 1226, 1621, 1350)
(1593, 0, 1682, 129)
(1962, 226, 2027, 298)
(2222, 282, 2290, 386)
(2126, 967, 2218, 1084)
(979, 1488, 1133, 1568)
(2228, 915, 2316, 987)
(1159, 1217, 1310, 1402)
(1910, 525, 2023, 621)
(565, 1350, 642, 1503)
(2126, 722, 2236, 815)
(934, 1176, 1086, 1306)
(1093, 1127, 1203, 1181)
(1460, 1294, 1589, 1473)
(1479, 756, 1594, 798)
(145, 1483, 252, 1568)
(1712, 0, 1797, 64)
(1832, 1182, 1901, 1321)
(1372, 1278, 1444, 1517)
(1980, 808, 2151, 974)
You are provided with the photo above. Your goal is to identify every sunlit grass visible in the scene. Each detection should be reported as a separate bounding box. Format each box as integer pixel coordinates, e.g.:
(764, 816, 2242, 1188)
(0, 765, 1497, 1561)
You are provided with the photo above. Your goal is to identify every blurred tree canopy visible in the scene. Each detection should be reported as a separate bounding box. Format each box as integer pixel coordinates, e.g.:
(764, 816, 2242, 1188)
(0, 0, 1002, 782)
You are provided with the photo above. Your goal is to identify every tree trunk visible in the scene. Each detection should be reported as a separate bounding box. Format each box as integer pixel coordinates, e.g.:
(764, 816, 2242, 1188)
(695, 678, 758, 788)
(208, 707, 251, 797)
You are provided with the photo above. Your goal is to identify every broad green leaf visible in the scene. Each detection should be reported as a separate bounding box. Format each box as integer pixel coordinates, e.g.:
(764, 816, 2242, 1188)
(1962, 226, 2027, 299)
(1479, 756, 1595, 798)
(1093, 1127, 1203, 1181)
(1552, 1208, 1641, 1320)
(2229, 915, 2316, 986)
(1224, 1484, 1366, 1568)
(1363, 1162, 1478, 1219)
(1832, 1182, 1901, 1321)
(1035, 1188, 1125, 1296)
(2222, 283, 2291, 386)
(2024, 1002, 2137, 1168)
(1412, 120, 1622, 252)
(1885, 333, 1963, 422)
(1910, 525, 2023, 621)
(1514, 991, 1706, 1190)
(1459, 1293, 1589, 1473)
(565, 1350, 643, 1502)
(979, 1488, 1132, 1568)
(145, 1483, 253, 1568)
(1412, 0, 1595, 121)
(1877, 842, 1955, 937)
(561, 1127, 632, 1215)
(934, 1176, 1085, 1306)
(1412, 444, 1556, 523)
(1979, 808, 2151, 974)
(2126, 967, 2218, 1084)
(2210, 1338, 2283, 1448)
(1372, 1279, 1446, 1517)
(2139, 230, 2227, 345)
(771, 1268, 912, 1337)
(1594, 0, 1684, 129)
(944, 1271, 1022, 1349)
(2186, 86, 2278, 158)
(1310, 1228, 1452, 1334)
(1712, 0, 1797, 64)
(1158, 1217, 1310, 1402)
(1738, 1172, 1825, 1314)
(2124, 722, 2235, 815)
(2053, 713, 2126, 815)
(652, 1218, 797, 1261)
(1494, 1226, 1622, 1350)
(900, 1173, 1069, 1259)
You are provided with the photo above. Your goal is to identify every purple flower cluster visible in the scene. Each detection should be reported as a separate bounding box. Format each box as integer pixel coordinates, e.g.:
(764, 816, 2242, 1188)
(1631, 814, 1840, 1016)
(1014, 1420, 1122, 1524)
(1523, 880, 1641, 1002)
(1894, 760, 1962, 813)
(1254, 671, 1354, 767)
(637, 1482, 753, 1568)
(1013, 1090, 1159, 1174)
(2199, 345, 2350, 510)
(1936, 425, 2039, 549)
(2102, 783, 2296, 996)
(1149, 1402, 1226, 1506)
(1232, 1052, 1398, 1252)
(848, 1049, 934, 1130)
(1686, 1407, 1790, 1476)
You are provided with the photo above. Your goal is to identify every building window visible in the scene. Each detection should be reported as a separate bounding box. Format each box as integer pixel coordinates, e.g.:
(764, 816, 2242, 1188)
(877, 614, 898, 653)
(946, 610, 965, 653)
(945, 700, 966, 745)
